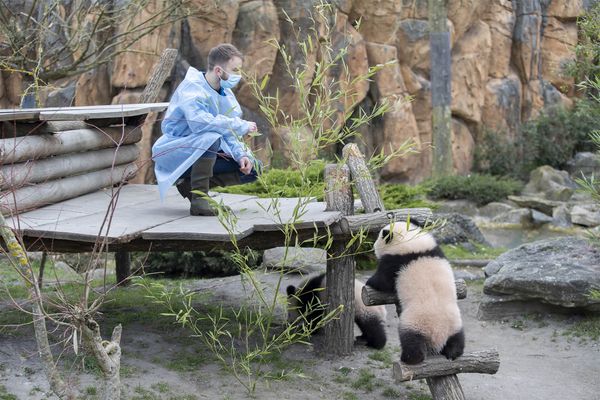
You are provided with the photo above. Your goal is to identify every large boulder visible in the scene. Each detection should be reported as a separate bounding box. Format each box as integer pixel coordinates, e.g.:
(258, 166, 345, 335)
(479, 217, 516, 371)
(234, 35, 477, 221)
(366, 43, 407, 97)
(75, 65, 112, 106)
(480, 236, 600, 318)
(512, 0, 542, 83)
(432, 212, 491, 246)
(522, 79, 573, 121)
(263, 247, 326, 274)
(232, 0, 280, 111)
(451, 118, 475, 175)
(451, 20, 492, 124)
(543, 0, 585, 20)
(522, 165, 577, 201)
(507, 195, 562, 215)
(481, 74, 522, 137)
(482, 0, 515, 78)
(349, 0, 402, 44)
(570, 204, 600, 227)
(540, 17, 577, 93)
(396, 19, 431, 72)
(448, 0, 491, 40)
(565, 152, 600, 180)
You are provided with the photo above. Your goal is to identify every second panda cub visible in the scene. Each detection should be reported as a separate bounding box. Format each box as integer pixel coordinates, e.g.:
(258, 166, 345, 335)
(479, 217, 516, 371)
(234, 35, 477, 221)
(366, 221, 465, 364)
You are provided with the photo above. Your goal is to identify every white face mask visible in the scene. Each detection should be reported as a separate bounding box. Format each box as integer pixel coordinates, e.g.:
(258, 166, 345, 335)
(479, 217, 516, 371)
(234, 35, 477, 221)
(220, 73, 242, 89)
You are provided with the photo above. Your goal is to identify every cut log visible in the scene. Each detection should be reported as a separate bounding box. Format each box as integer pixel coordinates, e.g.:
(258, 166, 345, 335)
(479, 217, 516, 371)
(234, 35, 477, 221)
(393, 349, 500, 382)
(342, 143, 385, 213)
(324, 164, 355, 356)
(0, 120, 125, 138)
(361, 279, 467, 306)
(1, 163, 137, 215)
(0, 145, 140, 190)
(0, 126, 142, 164)
(332, 208, 433, 236)
(139, 48, 178, 104)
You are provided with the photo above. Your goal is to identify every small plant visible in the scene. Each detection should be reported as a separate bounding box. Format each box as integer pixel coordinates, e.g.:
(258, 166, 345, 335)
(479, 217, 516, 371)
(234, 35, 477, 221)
(564, 316, 600, 342)
(350, 368, 376, 392)
(425, 174, 523, 206)
(441, 242, 506, 260)
(382, 386, 402, 398)
(368, 349, 394, 368)
(379, 183, 435, 210)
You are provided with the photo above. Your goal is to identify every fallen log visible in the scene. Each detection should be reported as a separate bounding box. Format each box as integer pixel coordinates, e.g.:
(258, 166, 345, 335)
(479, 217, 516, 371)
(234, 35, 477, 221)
(0, 126, 141, 164)
(361, 279, 467, 306)
(393, 349, 500, 382)
(1, 163, 137, 215)
(0, 145, 139, 190)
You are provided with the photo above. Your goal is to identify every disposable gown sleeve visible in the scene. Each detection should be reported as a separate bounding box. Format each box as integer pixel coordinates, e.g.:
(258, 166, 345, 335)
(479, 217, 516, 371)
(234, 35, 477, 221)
(182, 97, 250, 162)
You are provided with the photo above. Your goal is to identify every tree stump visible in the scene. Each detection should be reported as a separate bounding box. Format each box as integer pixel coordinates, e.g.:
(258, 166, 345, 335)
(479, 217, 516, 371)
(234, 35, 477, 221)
(323, 164, 355, 356)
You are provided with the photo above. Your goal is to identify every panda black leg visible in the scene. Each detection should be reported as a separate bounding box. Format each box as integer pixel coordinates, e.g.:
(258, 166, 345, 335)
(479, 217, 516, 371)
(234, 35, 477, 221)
(355, 316, 387, 350)
(441, 328, 465, 360)
(399, 329, 427, 364)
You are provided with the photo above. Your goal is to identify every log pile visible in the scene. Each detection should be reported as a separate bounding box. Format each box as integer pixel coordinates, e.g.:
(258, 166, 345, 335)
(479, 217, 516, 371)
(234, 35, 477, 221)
(0, 105, 165, 215)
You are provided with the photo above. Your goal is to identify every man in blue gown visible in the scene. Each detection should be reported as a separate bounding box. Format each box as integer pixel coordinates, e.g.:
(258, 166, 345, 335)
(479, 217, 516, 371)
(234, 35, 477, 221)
(152, 44, 258, 216)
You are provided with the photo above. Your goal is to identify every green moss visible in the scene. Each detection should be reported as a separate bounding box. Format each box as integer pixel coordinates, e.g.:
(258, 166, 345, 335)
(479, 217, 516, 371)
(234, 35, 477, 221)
(382, 387, 402, 398)
(379, 183, 435, 210)
(425, 174, 523, 206)
(441, 243, 506, 260)
(0, 385, 17, 400)
(350, 368, 376, 392)
(564, 316, 600, 341)
(367, 349, 394, 368)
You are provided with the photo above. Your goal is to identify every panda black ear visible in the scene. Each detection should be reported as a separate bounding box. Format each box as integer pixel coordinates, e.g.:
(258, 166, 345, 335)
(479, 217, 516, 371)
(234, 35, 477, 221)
(286, 285, 296, 296)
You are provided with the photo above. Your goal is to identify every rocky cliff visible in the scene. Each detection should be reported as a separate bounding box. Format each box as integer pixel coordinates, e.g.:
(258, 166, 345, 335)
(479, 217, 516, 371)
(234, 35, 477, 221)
(0, 0, 592, 182)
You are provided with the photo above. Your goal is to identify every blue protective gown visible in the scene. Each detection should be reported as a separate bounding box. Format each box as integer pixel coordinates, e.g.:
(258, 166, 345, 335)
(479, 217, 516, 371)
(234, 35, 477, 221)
(152, 67, 251, 200)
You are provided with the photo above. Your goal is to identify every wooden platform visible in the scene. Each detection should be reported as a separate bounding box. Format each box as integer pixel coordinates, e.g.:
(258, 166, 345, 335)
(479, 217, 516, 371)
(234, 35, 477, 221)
(0, 103, 169, 122)
(7, 184, 344, 253)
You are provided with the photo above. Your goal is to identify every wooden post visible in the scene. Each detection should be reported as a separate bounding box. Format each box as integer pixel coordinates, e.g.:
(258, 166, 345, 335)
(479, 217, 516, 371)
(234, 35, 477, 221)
(323, 164, 355, 356)
(38, 251, 47, 289)
(429, 0, 453, 178)
(138, 48, 178, 104)
(115, 251, 131, 287)
(342, 143, 384, 213)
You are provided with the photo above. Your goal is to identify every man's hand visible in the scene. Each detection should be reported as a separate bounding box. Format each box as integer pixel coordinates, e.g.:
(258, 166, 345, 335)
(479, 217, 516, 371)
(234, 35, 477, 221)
(239, 156, 253, 175)
(246, 121, 257, 133)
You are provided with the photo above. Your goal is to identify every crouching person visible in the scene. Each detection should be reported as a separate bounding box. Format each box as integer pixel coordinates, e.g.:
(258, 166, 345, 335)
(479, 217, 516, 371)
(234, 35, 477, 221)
(152, 43, 259, 216)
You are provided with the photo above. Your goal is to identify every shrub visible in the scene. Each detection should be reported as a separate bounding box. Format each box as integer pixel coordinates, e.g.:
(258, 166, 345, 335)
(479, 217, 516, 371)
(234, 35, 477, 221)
(379, 183, 435, 210)
(215, 160, 326, 200)
(426, 174, 523, 206)
(476, 100, 600, 179)
(137, 250, 261, 278)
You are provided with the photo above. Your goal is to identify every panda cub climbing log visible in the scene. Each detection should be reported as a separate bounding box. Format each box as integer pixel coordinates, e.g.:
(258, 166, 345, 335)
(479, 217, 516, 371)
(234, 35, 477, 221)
(286, 273, 387, 349)
(366, 221, 465, 364)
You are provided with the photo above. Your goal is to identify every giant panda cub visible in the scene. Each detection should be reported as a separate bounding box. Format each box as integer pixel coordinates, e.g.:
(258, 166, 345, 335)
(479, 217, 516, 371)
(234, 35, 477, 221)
(366, 221, 464, 364)
(286, 273, 387, 349)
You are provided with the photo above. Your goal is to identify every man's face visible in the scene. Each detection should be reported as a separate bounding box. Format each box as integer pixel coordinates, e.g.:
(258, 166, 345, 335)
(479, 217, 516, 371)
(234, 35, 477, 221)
(216, 56, 243, 81)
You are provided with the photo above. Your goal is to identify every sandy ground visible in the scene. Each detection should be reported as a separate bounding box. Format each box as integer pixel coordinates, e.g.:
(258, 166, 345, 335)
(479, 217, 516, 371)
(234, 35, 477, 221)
(0, 271, 598, 400)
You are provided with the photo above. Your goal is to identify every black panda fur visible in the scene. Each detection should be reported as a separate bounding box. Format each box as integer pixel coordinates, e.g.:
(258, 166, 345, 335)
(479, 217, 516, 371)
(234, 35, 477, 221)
(286, 273, 387, 350)
(366, 222, 465, 364)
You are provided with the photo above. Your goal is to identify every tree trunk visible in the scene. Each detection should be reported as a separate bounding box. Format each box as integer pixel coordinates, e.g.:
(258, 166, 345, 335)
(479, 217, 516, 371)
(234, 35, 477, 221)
(82, 319, 122, 400)
(429, 0, 453, 178)
(342, 144, 384, 213)
(323, 164, 355, 356)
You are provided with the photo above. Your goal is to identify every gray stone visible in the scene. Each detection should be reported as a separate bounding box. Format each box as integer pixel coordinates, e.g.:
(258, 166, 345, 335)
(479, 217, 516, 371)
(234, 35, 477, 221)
(570, 204, 600, 227)
(432, 213, 490, 246)
(44, 81, 76, 107)
(491, 208, 532, 225)
(263, 247, 326, 274)
(522, 165, 577, 201)
(531, 209, 553, 225)
(569, 190, 595, 204)
(508, 195, 562, 215)
(565, 152, 600, 179)
(435, 200, 479, 217)
(551, 204, 572, 228)
(482, 236, 600, 314)
(452, 267, 485, 281)
(478, 202, 515, 219)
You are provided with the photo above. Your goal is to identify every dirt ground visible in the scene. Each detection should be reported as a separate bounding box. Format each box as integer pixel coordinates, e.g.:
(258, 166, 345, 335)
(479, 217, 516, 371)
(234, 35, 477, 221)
(0, 270, 599, 400)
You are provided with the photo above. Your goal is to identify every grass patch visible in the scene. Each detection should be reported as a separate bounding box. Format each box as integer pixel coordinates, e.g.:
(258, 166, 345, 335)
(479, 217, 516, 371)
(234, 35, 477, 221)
(151, 382, 170, 394)
(564, 316, 600, 341)
(382, 386, 401, 398)
(341, 392, 359, 400)
(409, 392, 433, 400)
(165, 351, 210, 372)
(425, 174, 523, 206)
(350, 368, 376, 392)
(367, 348, 394, 368)
(0, 385, 17, 400)
(441, 242, 506, 260)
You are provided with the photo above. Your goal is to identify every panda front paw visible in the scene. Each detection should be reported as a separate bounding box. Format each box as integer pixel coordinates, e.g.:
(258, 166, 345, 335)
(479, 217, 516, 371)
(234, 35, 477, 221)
(400, 347, 425, 365)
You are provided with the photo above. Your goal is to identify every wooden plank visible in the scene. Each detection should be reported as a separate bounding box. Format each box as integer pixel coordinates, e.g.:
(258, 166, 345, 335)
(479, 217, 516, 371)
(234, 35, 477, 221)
(7, 184, 167, 230)
(19, 190, 190, 243)
(0, 126, 142, 164)
(39, 103, 168, 121)
(0, 103, 168, 122)
(1, 163, 138, 215)
(0, 144, 140, 190)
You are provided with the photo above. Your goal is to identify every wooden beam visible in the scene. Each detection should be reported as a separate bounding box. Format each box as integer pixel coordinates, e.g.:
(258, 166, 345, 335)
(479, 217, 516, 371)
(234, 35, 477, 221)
(361, 279, 467, 306)
(393, 349, 500, 382)
(323, 164, 355, 356)
(139, 48, 178, 104)
(332, 208, 433, 236)
(342, 143, 385, 213)
(1, 163, 137, 215)
(0, 145, 139, 190)
(0, 126, 142, 164)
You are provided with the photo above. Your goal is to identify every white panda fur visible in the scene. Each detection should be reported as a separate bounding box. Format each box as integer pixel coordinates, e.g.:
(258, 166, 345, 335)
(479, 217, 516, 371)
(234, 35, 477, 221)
(286, 273, 387, 349)
(366, 221, 465, 364)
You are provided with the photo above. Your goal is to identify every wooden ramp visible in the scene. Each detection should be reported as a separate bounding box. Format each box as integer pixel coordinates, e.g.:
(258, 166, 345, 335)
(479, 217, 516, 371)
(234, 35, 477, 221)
(6, 184, 344, 252)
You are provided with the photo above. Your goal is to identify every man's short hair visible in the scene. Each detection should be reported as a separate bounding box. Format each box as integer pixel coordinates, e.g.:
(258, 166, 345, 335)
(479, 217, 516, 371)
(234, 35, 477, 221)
(207, 44, 243, 71)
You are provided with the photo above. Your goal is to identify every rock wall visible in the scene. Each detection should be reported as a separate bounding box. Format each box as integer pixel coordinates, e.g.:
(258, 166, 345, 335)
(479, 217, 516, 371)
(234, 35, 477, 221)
(0, 0, 593, 182)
